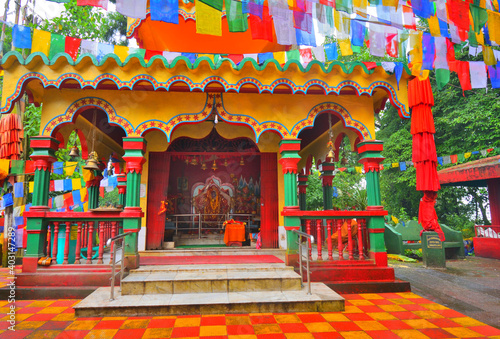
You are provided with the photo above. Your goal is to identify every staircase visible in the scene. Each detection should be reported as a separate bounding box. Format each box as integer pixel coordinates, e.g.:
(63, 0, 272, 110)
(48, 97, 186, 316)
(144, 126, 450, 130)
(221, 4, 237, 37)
(74, 259, 345, 317)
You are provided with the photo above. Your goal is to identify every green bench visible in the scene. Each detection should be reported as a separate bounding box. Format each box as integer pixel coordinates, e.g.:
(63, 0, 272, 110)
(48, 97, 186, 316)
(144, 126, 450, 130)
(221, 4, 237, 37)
(385, 220, 465, 259)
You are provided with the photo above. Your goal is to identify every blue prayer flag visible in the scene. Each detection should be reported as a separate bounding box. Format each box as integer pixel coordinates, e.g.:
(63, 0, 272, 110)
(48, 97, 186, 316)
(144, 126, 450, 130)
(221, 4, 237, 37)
(422, 33, 435, 70)
(394, 62, 403, 90)
(3, 193, 13, 207)
(14, 182, 24, 198)
(437, 157, 443, 165)
(182, 53, 197, 64)
(258, 52, 273, 64)
(399, 162, 407, 171)
(25, 203, 31, 212)
(324, 43, 338, 61)
(97, 43, 114, 63)
(412, 0, 432, 19)
(242, 0, 249, 14)
(53, 162, 64, 175)
(438, 19, 450, 38)
(295, 28, 316, 47)
(14, 216, 24, 227)
(13, 25, 32, 49)
(108, 175, 118, 188)
(151, 0, 179, 24)
(63, 179, 72, 191)
(72, 190, 82, 205)
(351, 20, 365, 47)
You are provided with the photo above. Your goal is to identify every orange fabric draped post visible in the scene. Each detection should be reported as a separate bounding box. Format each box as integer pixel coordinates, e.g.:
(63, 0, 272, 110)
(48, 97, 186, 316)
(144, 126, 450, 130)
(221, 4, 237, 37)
(408, 77, 445, 241)
(223, 220, 246, 246)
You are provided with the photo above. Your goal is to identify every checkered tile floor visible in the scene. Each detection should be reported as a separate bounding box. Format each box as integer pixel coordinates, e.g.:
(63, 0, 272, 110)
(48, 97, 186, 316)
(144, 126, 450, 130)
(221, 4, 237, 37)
(1, 292, 500, 338)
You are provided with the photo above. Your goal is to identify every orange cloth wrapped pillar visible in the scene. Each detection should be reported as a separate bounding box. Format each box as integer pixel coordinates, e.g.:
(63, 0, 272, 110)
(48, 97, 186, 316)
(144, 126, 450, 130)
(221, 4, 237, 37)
(223, 220, 246, 246)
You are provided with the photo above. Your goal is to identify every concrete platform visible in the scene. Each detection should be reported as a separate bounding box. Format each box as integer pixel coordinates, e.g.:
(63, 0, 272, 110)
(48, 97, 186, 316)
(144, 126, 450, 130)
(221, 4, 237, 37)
(74, 283, 345, 317)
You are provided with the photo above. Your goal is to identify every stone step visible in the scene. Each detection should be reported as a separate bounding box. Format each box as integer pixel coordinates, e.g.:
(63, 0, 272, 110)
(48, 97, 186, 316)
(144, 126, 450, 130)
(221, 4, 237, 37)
(74, 283, 345, 317)
(130, 263, 294, 274)
(139, 249, 285, 257)
(121, 267, 302, 295)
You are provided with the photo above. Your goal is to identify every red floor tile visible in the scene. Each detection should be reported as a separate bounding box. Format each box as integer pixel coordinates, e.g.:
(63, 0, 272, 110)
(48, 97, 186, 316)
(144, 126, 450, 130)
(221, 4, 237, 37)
(399, 303, 429, 311)
(370, 299, 395, 305)
(49, 301, 77, 307)
(227, 324, 255, 335)
(54, 330, 89, 339)
(39, 321, 72, 330)
(379, 293, 404, 299)
(171, 326, 200, 338)
(391, 311, 422, 320)
(357, 305, 385, 313)
(200, 316, 226, 326)
(344, 313, 374, 321)
(0, 329, 33, 339)
(378, 320, 414, 330)
(256, 334, 286, 339)
(427, 318, 463, 328)
(468, 325, 500, 336)
(432, 309, 465, 318)
(297, 314, 326, 323)
(16, 307, 44, 314)
(148, 318, 176, 328)
(365, 330, 402, 339)
(113, 328, 146, 339)
(412, 298, 435, 304)
(279, 322, 309, 333)
(419, 328, 459, 338)
(329, 321, 362, 331)
(340, 294, 364, 299)
(313, 332, 343, 339)
(24, 313, 57, 321)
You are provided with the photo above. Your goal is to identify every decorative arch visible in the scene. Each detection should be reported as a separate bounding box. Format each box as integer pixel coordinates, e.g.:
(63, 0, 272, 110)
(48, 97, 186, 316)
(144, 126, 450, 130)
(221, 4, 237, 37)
(215, 94, 290, 142)
(291, 102, 372, 141)
(42, 97, 134, 136)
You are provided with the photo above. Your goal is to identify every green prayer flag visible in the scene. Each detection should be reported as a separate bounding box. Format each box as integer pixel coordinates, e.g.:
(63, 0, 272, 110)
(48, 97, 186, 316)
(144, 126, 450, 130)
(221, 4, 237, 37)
(10, 160, 24, 175)
(336, 0, 353, 14)
(457, 153, 465, 162)
(49, 33, 65, 59)
(286, 49, 300, 62)
(470, 4, 488, 32)
(226, 0, 248, 32)
(468, 28, 478, 47)
(352, 45, 361, 54)
(200, 0, 223, 11)
(326, 6, 334, 27)
(129, 48, 146, 58)
(435, 68, 450, 90)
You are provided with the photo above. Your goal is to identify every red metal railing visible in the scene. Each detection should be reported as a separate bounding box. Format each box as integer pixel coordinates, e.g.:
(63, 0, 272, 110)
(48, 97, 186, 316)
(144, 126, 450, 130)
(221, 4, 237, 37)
(46, 220, 123, 265)
(475, 225, 500, 239)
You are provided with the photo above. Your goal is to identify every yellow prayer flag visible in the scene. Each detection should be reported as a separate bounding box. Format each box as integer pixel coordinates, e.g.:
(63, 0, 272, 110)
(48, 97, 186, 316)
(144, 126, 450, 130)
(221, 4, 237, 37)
(391, 215, 399, 224)
(82, 168, 95, 182)
(355, 166, 362, 173)
(338, 39, 353, 56)
(392, 163, 399, 168)
(334, 10, 341, 31)
(0, 159, 10, 175)
(464, 152, 472, 159)
(476, 31, 484, 45)
(487, 10, 500, 45)
(198, 54, 215, 62)
(29, 181, 34, 193)
(72, 178, 82, 190)
(273, 51, 286, 65)
(32, 29, 51, 55)
(353, 0, 368, 17)
(196, 1, 222, 36)
(65, 162, 78, 177)
(428, 15, 440, 37)
(287, 0, 295, 9)
(80, 188, 88, 202)
(83, 201, 89, 212)
(20, 205, 25, 216)
(483, 45, 496, 65)
(114, 45, 129, 63)
(382, 0, 398, 8)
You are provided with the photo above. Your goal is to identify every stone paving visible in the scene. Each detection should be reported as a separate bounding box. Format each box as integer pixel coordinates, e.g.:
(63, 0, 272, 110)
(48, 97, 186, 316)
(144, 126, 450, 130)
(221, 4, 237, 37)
(2, 291, 500, 338)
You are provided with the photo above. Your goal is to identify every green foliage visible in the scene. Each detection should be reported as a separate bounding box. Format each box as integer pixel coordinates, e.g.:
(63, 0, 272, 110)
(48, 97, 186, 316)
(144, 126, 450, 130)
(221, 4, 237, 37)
(305, 168, 324, 210)
(34, 0, 128, 46)
(22, 103, 42, 158)
(332, 171, 367, 210)
(99, 187, 119, 207)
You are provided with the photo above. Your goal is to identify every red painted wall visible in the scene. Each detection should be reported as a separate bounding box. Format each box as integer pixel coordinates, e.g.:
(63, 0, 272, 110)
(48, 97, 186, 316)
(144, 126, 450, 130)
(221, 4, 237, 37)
(488, 178, 500, 225)
(260, 153, 279, 248)
(474, 237, 500, 259)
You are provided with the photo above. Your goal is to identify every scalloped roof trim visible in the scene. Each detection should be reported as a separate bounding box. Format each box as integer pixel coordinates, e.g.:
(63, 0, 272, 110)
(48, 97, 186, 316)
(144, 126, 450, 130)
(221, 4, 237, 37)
(1, 51, 412, 76)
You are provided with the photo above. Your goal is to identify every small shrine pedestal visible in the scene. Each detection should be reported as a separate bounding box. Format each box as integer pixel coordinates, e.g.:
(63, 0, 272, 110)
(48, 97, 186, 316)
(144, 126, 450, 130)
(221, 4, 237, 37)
(421, 231, 446, 269)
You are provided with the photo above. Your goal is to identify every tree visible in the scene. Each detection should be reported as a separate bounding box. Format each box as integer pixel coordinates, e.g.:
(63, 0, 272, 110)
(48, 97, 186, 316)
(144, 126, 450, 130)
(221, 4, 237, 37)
(34, 0, 128, 46)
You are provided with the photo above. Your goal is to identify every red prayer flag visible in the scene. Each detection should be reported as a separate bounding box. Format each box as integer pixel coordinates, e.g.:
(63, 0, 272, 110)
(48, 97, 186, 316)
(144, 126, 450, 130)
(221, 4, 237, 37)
(49, 180, 55, 192)
(25, 160, 35, 174)
(386, 33, 398, 58)
(447, 0, 470, 32)
(362, 62, 377, 70)
(450, 154, 458, 163)
(227, 54, 244, 64)
(449, 60, 472, 93)
(446, 38, 456, 62)
(249, 6, 274, 42)
(487, 148, 494, 152)
(145, 49, 162, 61)
(99, 186, 105, 198)
(299, 48, 313, 64)
(65, 36, 81, 61)
(77, 0, 108, 10)
(64, 192, 74, 209)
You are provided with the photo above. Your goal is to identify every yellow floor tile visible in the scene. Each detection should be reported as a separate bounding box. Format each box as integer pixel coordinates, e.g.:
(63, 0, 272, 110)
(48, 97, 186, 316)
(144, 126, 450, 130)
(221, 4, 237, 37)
(101, 316, 129, 321)
(321, 313, 350, 322)
(51, 313, 76, 322)
(393, 329, 431, 339)
(343, 306, 363, 313)
(151, 316, 176, 320)
(0, 307, 9, 314)
(360, 294, 384, 300)
(403, 319, 439, 329)
(390, 298, 414, 305)
(451, 316, 486, 327)
(378, 304, 406, 312)
(443, 327, 482, 338)
(228, 335, 257, 339)
(249, 313, 273, 316)
(366, 312, 397, 321)
(84, 329, 118, 339)
(15, 321, 46, 330)
(354, 320, 388, 331)
(339, 331, 373, 339)
(143, 327, 173, 339)
(274, 314, 301, 323)
(252, 323, 283, 335)
(120, 319, 150, 329)
(0, 301, 9, 307)
(226, 316, 251, 325)
(37, 307, 69, 314)
(26, 330, 61, 339)
(422, 303, 449, 310)
(284, 333, 315, 339)
(412, 310, 444, 319)
(396, 292, 422, 299)
(174, 317, 201, 327)
(199, 325, 227, 336)
(65, 320, 99, 330)
(349, 300, 375, 306)
(303, 322, 335, 332)
(27, 301, 55, 308)
(9, 313, 33, 321)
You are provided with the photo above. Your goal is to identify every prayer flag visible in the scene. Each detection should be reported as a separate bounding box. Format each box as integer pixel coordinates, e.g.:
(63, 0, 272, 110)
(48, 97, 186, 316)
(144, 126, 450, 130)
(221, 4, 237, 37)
(353, 0, 367, 17)
(293, 11, 313, 33)
(145, 49, 162, 61)
(324, 43, 338, 61)
(201, 0, 224, 11)
(63, 179, 72, 191)
(412, 0, 432, 19)
(53, 162, 64, 175)
(434, 37, 449, 70)
(271, 4, 296, 45)
(488, 63, 500, 88)
(250, 6, 273, 41)
(196, 1, 222, 36)
(336, 0, 353, 14)
(464, 152, 472, 159)
(49, 33, 65, 59)
(31, 29, 51, 55)
(116, 0, 147, 19)
(72, 178, 83, 191)
(381, 62, 395, 73)
(227, 0, 248, 32)
(258, 52, 274, 64)
(399, 162, 406, 171)
(249, 0, 263, 19)
(273, 51, 286, 65)
(469, 61, 487, 89)
(295, 27, 316, 46)
(450, 154, 458, 164)
(394, 62, 403, 89)
(226, 54, 244, 64)
(82, 168, 95, 182)
(81, 39, 97, 56)
(386, 29, 398, 58)
(368, 24, 385, 57)
(65, 162, 78, 177)
(3, 193, 13, 207)
(286, 49, 300, 62)
(12, 25, 32, 49)
(311, 47, 325, 62)
(72, 190, 82, 205)
(65, 37, 81, 60)
(299, 48, 313, 67)
(129, 47, 146, 57)
(77, 0, 108, 10)
(435, 68, 450, 90)
(54, 180, 64, 191)
(402, 5, 416, 30)
(14, 182, 23, 198)
(422, 33, 435, 70)
(437, 157, 443, 165)
(25, 161, 34, 174)
(338, 39, 352, 56)
(447, 0, 470, 32)
(49, 180, 55, 192)
(483, 46, 496, 66)
(151, 0, 179, 24)
(351, 20, 365, 47)
(470, 4, 488, 32)
(114, 45, 129, 62)
(355, 166, 362, 173)
(182, 53, 197, 64)
(428, 15, 440, 37)
(163, 51, 182, 63)
(10, 160, 24, 175)
(97, 43, 114, 63)
(29, 181, 34, 193)
(449, 61, 472, 92)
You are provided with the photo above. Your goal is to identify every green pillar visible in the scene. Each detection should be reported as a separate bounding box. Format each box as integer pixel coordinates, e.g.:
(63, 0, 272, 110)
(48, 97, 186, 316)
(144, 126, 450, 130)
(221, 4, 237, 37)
(122, 137, 147, 269)
(117, 173, 127, 207)
(358, 140, 387, 266)
(320, 162, 335, 210)
(298, 174, 308, 210)
(23, 136, 60, 273)
(278, 139, 302, 266)
(86, 171, 102, 210)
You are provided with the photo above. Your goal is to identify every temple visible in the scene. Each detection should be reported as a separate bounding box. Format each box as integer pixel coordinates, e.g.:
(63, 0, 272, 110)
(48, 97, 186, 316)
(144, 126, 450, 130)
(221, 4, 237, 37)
(0, 7, 415, 293)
